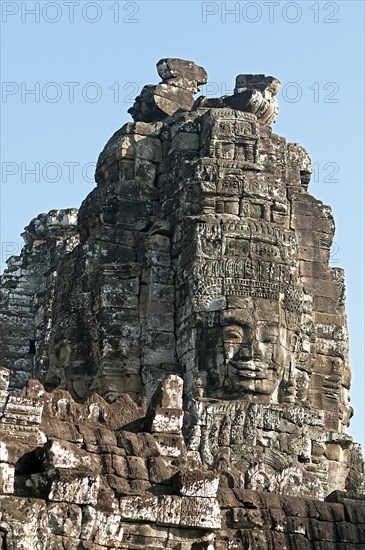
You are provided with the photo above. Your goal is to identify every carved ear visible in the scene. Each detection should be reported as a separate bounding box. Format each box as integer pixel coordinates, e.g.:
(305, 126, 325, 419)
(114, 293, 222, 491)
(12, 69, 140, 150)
(278, 365, 295, 404)
(290, 334, 299, 353)
(195, 316, 205, 329)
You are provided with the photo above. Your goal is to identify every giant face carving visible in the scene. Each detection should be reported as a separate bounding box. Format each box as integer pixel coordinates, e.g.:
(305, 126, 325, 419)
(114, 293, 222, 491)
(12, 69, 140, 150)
(196, 295, 302, 403)
(223, 316, 284, 397)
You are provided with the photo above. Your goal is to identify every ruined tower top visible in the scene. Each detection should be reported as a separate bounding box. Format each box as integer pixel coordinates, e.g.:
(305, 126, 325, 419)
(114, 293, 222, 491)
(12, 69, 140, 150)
(128, 58, 280, 125)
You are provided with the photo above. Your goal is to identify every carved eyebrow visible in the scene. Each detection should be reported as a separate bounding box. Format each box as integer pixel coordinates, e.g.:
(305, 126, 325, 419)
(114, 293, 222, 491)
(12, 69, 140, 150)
(221, 319, 252, 328)
(259, 322, 279, 330)
(221, 317, 253, 332)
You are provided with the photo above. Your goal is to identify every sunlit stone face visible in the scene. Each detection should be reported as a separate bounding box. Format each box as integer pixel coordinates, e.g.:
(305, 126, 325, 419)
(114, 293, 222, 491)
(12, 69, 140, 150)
(223, 317, 285, 397)
(197, 301, 298, 402)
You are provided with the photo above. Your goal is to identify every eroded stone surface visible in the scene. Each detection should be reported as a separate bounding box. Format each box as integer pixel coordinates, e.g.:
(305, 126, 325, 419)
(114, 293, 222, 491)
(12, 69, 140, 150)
(0, 210, 79, 389)
(0, 58, 364, 548)
(0, 375, 364, 548)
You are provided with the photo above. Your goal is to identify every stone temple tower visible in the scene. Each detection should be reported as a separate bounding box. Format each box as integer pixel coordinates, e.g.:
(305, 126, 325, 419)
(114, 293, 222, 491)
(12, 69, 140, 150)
(0, 59, 364, 548)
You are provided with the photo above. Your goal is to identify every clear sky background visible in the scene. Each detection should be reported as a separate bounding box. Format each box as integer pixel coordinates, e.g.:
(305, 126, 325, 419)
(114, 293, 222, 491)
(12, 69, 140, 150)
(1, 1, 364, 446)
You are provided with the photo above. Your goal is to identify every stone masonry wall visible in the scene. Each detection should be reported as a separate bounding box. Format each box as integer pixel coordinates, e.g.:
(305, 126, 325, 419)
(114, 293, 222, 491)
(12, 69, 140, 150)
(0, 369, 364, 548)
(0, 210, 79, 390)
(0, 59, 364, 548)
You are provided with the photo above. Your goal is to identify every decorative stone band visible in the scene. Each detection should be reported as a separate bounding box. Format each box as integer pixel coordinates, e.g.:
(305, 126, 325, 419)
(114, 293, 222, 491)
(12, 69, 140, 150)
(246, 463, 304, 494)
(191, 276, 302, 312)
(0, 382, 43, 446)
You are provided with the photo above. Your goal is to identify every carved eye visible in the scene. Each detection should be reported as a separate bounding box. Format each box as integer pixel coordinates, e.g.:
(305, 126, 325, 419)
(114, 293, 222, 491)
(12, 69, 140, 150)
(224, 328, 243, 343)
(260, 325, 278, 343)
(223, 324, 248, 344)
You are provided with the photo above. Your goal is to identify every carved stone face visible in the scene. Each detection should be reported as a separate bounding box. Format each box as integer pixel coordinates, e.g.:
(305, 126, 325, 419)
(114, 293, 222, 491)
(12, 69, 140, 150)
(198, 301, 298, 402)
(223, 317, 285, 397)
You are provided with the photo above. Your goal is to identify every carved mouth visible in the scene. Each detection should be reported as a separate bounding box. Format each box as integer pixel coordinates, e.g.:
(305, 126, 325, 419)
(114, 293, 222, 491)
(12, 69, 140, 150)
(229, 360, 265, 379)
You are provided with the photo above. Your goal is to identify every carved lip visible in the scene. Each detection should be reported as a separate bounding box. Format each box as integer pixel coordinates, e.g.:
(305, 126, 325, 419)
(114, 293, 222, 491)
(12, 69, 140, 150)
(229, 360, 265, 379)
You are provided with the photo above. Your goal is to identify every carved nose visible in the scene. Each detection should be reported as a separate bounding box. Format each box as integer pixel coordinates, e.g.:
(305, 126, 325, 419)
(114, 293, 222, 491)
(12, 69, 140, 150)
(237, 343, 253, 360)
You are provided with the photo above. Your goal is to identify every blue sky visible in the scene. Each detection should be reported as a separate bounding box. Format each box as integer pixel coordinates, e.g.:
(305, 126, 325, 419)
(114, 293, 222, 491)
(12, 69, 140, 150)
(1, 0, 364, 446)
